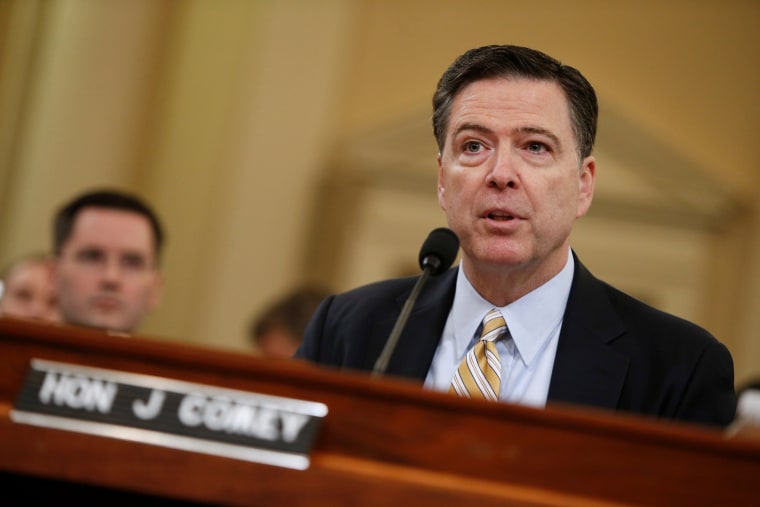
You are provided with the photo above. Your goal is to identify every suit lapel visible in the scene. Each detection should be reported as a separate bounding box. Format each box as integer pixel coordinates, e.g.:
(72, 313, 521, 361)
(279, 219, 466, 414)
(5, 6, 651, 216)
(378, 269, 458, 380)
(547, 255, 630, 410)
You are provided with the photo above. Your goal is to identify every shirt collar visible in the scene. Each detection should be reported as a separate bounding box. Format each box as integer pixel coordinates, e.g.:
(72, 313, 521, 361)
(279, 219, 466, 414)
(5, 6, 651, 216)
(451, 249, 574, 366)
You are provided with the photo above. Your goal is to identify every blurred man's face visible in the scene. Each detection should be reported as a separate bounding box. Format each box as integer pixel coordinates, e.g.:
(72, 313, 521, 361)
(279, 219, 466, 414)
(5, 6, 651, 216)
(0, 259, 60, 322)
(257, 326, 301, 360)
(53, 207, 162, 333)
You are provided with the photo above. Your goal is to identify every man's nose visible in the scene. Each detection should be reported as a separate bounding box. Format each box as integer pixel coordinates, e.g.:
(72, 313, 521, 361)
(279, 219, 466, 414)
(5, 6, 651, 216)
(101, 258, 123, 282)
(487, 149, 518, 189)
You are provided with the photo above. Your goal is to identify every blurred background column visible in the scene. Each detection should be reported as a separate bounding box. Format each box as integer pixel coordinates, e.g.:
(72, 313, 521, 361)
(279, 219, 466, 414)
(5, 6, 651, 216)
(137, 0, 355, 346)
(0, 0, 168, 258)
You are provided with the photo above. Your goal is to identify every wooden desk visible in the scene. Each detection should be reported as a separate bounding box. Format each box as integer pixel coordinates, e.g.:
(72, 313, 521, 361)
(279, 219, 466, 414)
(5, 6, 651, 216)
(1, 318, 758, 506)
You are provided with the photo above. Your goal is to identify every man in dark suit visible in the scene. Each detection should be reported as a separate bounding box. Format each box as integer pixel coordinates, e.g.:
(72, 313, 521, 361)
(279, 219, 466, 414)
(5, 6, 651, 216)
(296, 45, 736, 428)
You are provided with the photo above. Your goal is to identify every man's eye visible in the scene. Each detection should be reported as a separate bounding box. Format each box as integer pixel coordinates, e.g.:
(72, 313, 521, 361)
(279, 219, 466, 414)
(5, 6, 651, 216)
(527, 142, 547, 153)
(14, 289, 33, 302)
(464, 141, 482, 153)
(76, 249, 104, 263)
(121, 255, 147, 270)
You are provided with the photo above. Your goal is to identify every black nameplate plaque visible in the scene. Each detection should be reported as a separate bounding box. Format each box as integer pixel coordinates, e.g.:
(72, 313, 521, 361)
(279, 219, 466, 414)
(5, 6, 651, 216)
(11, 359, 328, 470)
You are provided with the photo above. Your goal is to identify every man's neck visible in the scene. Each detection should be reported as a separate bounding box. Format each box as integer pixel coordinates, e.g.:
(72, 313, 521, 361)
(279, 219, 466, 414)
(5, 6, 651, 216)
(462, 248, 571, 307)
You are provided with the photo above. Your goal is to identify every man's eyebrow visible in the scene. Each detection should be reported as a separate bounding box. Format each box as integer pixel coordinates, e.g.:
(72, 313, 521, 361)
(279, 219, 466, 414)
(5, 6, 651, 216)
(451, 122, 494, 138)
(74, 245, 104, 253)
(516, 126, 561, 146)
(452, 123, 561, 147)
(121, 251, 146, 258)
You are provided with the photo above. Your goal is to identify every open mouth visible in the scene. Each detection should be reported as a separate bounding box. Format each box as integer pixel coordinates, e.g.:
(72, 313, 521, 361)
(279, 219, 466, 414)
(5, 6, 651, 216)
(92, 296, 120, 310)
(487, 211, 514, 221)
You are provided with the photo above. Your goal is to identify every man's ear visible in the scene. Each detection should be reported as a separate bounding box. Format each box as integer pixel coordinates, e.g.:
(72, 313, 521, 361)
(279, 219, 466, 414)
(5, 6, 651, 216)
(148, 271, 164, 312)
(437, 153, 446, 211)
(576, 155, 596, 218)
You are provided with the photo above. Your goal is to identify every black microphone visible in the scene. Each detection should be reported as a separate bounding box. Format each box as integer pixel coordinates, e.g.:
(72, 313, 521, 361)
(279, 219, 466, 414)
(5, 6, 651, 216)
(372, 227, 459, 376)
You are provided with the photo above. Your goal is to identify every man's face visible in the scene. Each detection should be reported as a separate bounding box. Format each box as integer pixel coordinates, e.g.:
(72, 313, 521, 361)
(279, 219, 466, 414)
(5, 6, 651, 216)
(437, 77, 595, 281)
(0, 260, 60, 322)
(53, 207, 162, 333)
(256, 327, 301, 360)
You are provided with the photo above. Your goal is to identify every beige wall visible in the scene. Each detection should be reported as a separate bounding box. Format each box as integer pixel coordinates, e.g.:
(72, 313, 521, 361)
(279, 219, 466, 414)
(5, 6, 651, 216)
(0, 0, 758, 387)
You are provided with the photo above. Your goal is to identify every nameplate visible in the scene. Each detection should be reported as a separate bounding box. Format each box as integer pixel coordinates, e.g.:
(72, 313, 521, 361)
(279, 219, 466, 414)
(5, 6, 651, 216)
(10, 359, 327, 470)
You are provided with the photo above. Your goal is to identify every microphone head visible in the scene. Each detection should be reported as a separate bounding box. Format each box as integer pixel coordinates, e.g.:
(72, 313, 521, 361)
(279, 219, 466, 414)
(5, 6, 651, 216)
(418, 227, 459, 276)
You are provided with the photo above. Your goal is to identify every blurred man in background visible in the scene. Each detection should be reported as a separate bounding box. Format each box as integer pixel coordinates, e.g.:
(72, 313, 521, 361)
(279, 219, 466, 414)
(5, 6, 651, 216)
(250, 285, 330, 359)
(0, 252, 60, 322)
(51, 189, 165, 333)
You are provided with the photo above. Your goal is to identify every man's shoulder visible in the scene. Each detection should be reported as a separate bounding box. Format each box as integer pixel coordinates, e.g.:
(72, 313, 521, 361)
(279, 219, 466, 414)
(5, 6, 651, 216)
(602, 280, 713, 339)
(322, 268, 457, 317)
(571, 255, 720, 346)
(332, 268, 457, 308)
(327, 275, 416, 310)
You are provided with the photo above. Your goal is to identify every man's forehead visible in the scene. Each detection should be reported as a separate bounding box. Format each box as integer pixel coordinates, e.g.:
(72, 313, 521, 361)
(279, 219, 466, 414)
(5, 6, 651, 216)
(447, 77, 575, 145)
(452, 77, 569, 119)
(75, 206, 149, 224)
(66, 208, 156, 252)
(73, 207, 149, 231)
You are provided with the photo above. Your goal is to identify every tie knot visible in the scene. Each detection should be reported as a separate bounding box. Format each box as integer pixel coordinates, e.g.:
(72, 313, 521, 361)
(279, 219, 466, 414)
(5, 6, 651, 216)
(480, 308, 507, 342)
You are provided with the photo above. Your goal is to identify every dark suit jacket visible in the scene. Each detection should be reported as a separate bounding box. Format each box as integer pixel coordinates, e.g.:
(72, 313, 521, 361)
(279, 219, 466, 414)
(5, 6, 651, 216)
(296, 254, 737, 428)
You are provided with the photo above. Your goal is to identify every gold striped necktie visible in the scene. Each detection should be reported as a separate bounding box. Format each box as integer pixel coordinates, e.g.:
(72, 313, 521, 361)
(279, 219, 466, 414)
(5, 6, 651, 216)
(449, 308, 506, 401)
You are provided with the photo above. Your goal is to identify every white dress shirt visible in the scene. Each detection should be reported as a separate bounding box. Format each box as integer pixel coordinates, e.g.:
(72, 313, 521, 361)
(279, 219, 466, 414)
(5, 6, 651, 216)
(424, 249, 574, 408)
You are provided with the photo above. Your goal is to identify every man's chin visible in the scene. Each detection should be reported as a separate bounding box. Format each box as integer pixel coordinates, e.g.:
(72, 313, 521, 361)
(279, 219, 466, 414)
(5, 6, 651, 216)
(76, 313, 133, 334)
(471, 245, 527, 267)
